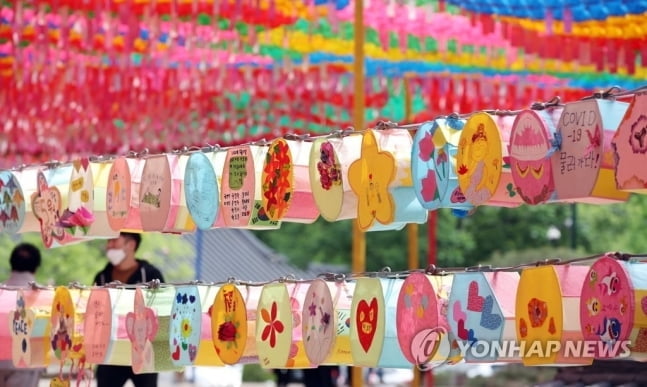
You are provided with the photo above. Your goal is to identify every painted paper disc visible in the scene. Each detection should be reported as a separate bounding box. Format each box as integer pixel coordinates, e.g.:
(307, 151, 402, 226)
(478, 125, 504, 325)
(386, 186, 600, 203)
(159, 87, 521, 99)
(139, 156, 172, 231)
(106, 158, 132, 231)
(169, 286, 201, 366)
(83, 289, 113, 364)
(211, 284, 248, 364)
(350, 278, 385, 367)
(126, 288, 160, 374)
(302, 279, 335, 365)
(309, 138, 344, 221)
(0, 171, 25, 234)
(613, 92, 647, 191)
(261, 139, 294, 221)
(221, 146, 254, 227)
(184, 152, 219, 230)
(256, 283, 292, 368)
(50, 287, 76, 362)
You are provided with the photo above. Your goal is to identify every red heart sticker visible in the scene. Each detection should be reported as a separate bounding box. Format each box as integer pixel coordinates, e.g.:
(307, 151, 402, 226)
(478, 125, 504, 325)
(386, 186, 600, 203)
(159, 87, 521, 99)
(356, 298, 378, 353)
(467, 281, 484, 312)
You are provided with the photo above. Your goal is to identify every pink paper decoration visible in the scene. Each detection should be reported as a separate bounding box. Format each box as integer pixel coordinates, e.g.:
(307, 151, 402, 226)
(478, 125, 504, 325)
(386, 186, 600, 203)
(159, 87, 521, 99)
(106, 157, 134, 232)
(121, 158, 146, 232)
(0, 288, 17, 361)
(323, 280, 355, 366)
(283, 282, 314, 368)
(612, 92, 647, 192)
(302, 279, 335, 366)
(139, 154, 185, 232)
(14, 167, 45, 234)
(487, 115, 524, 207)
(280, 139, 320, 223)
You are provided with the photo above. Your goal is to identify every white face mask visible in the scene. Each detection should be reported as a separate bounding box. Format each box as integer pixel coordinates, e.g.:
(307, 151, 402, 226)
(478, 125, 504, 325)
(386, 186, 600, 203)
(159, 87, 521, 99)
(106, 248, 126, 266)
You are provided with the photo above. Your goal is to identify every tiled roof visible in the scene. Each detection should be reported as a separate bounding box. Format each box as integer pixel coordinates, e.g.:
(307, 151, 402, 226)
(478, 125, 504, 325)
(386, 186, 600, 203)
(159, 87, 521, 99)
(182, 229, 315, 283)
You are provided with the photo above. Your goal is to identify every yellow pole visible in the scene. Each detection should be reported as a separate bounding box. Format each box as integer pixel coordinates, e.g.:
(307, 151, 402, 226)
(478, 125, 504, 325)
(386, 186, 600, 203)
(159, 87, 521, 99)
(352, 0, 365, 386)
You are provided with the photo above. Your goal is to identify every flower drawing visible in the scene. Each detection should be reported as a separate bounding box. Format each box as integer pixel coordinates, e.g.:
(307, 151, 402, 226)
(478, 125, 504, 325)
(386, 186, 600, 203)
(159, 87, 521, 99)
(218, 321, 238, 343)
(261, 301, 284, 348)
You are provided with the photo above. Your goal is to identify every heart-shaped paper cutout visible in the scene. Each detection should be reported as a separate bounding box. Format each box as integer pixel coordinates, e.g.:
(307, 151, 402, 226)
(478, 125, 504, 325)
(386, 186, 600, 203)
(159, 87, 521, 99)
(356, 298, 378, 353)
(467, 281, 484, 312)
(480, 295, 502, 330)
(453, 301, 467, 323)
(172, 345, 181, 361)
(457, 319, 468, 340)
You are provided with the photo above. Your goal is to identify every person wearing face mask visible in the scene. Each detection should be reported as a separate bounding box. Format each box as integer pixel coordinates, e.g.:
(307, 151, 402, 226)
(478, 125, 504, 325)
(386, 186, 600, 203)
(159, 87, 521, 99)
(92, 232, 164, 387)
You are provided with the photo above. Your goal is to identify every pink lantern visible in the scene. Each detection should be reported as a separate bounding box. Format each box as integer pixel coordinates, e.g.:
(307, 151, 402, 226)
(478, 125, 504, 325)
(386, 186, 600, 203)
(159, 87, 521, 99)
(0, 288, 17, 361)
(10, 288, 55, 368)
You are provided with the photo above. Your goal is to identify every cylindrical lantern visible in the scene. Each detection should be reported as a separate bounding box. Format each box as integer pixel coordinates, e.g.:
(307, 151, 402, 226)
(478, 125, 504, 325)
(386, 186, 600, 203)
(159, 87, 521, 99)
(11, 289, 54, 368)
(612, 92, 647, 192)
(171, 155, 197, 232)
(169, 285, 201, 366)
(106, 157, 134, 232)
(302, 279, 335, 366)
(323, 280, 355, 366)
(50, 287, 90, 373)
(83, 288, 135, 366)
(509, 108, 562, 205)
(447, 272, 520, 363)
(396, 273, 460, 367)
(184, 152, 220, 231)
(282, 281, 313, 368)
(60, 158, 98, 239)
(350, 278, 385, 367)
(194, 285, 224, 366)
(0, 171, 25, 234)
(89, 160, 120, 238)
(457, 112, 523, 208)
(378, 278, 409, 368)
(0, 288, 17, 360)
(516, 265, 591, 365)
(309, 135, 361, 222)
(15, 167, 44, 234)
(259, 139, 294, 222)
(580, 255, 647, 360)
(139, 154, 189, 233)
(127, 287, 180, 373)
(550, 99, 630, 203)
(255, 283, 293, 368)
(280, 139, 320, 223)
(412, 117, 472, 212)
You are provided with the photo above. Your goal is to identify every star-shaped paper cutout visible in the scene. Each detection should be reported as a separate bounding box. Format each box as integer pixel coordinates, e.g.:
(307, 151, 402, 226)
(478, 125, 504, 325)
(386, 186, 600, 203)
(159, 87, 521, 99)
(348, 131, 395, 231)
(31, 171, 65, 248)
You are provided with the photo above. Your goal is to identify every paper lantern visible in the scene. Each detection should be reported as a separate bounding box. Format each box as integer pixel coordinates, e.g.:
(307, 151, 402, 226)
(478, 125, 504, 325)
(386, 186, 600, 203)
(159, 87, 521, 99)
(0, 171, 25, 234)
(550, 99, 630, 203)
(281, 139, 320, 223)
(255, 283, 293, 369)
(84, 288, 135, 366)
(457, 112, 523, 208)
(377, 278, 409, 368)
(0, 288, 17, 360)
(509, 108, 562, 205)
(580, 255, 647, 360)
(10, 289, 54, 368)
(282, 281, 313, 368)
(323, 280, 355, 366)
(309, 135, 361, 222)
(193, 285, 224, 366)
(15, 167, 45, 234)
(447, 272, 520, 363)
(127, 287, 180, 373)
(169, 285, 201, 366)
(612, 92, 647, 192)
(88, 160, 120, 238)
(59, 158, 98, 240)
(516, 265, 591, 365)
(349, 278, 385, 367)
(171, 155, 197, 232)
(411, 117, 472, 212)
(184, 152, 220, 230)
(50, 287, 90, 373)
(217, 145, 281, 230)
(139, 154, 189, 233)
(396, 273, 460, 367)
(302, 279, 335, 366)
(106, 157, 135, 232)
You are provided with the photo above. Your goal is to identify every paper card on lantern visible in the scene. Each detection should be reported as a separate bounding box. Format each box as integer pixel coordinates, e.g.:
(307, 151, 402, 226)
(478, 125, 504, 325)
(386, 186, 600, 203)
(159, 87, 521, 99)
(378, 278, 409, 368)
(612, 92, 647, 192)
(261, 139, 295, 222)
(121, 158, 146, 232)
(85, 288, 135, 366)
(487, 115, 524, 207)
(50, 287, 89, 374)
(580, 256, 646, 360)
(11, 289, 54, 368)
(59, 158, 96, 239)
(280, 140, 319, 223)
(194, 285, 224, 366)
(169, 286, 201, 366)
(88, 161, 119, 238)
(0, 171, 25, 234)
(323, 280, 355, 366)
(551, 99, 630, 203)
(256, 283, 293, 369)
(447, 272, 520, 363)
(348, 131, 396, 231)
(302, 279, 335, 366)
(516, 265, 591, 366)
(350, 278, 385, 367)
(283, 282, 313, 368)
(106, 157, 134, 232)
(184, 152, 219, 230)
(211, 284, 248, 365)
(171, 155, 197, 233)
(509, 108, 562, 205)
(139, 154, 185, 232)
(396, 273, 460, 367)
(0, 289, 17, 361)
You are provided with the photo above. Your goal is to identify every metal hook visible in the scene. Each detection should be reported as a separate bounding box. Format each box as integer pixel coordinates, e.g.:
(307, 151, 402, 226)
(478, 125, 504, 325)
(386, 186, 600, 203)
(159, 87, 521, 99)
(531, 96, 562, 110)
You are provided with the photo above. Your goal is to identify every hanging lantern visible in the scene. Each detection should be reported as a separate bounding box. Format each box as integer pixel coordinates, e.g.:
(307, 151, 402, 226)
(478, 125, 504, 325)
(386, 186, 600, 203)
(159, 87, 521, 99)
(259, 138, 295, 223)
(283, 281, 313, 368)
(0, 288, 17, 361)
(447, 272, 521, 363)
(281, 138, 320, 223)
(309, 134, 361, 222)
(323, 279, 355, 366)
(88, 159, 120, 238)
(516, 265, 591, 365)
(457, 112, 523, 208)
(301, 279, 335, 366)
(58, 158, 98, 240)
(349, 277, 385, 367)
(377, 278, 409, 368)
(194, 285, 224, 366)
(396, 273, 460, 367)
(83, 288, 135, 366)
(255, 283, 293, 368)
(580, 255, 647, 360)
(10, 288, 55, 368)
(509, 107, 562, 205)
(15, 167, 44, 234)
(550, 98, 630, 203)
(106, 157, 135, 232)
(50, 286, 90, 378)
(127, 287, 181, 373)
(168, 285, 201, 366)
(612, 92, 647, 192)
(0, 171, 25, 234)
(184, 152, 220, 231)
(411, 117, 472, 212)
(171, 154, 197, 232)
